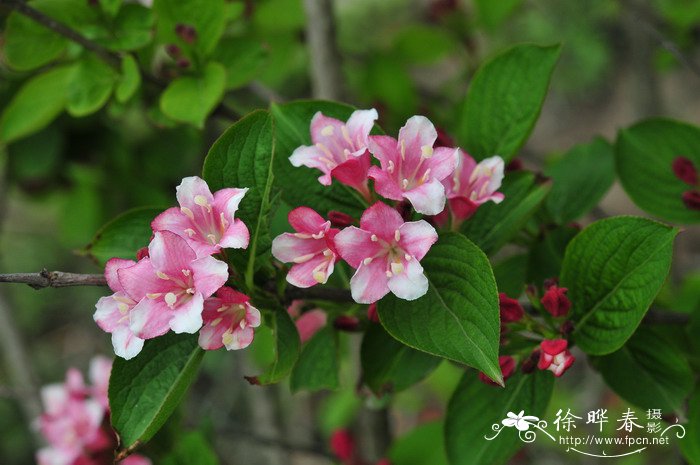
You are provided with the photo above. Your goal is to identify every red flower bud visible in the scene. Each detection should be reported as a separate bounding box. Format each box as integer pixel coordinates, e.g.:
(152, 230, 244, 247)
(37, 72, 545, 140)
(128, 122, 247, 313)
(175, 23, 197, 43)
(328, 210, 355, 228)
(165, 44, 181, 58)
(560, 320, 575, 336)
(176, 58, 191, 69)
(434, 126, 455, 147)
(498, 293, 524, 323)
(505, 158, 524, 172)
(543, 277, 559, 290)
(682, 190, 700, 211)
(672, 157, 698, 186)
(479, 355, 516, 386)
(537, 339, 575, 377)
(367, 303, 379, 323)
(136, 247, 149, 260)
(330, 429, 355, 462)
(333, 315, 361, 332)
(540, 285, 571, 317)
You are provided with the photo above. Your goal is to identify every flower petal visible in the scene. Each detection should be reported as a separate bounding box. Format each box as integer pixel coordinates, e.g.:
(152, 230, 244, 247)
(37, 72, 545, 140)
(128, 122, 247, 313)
(112, 326, 145, 360)
(94, 294, 128, 333)
(398, 116, 437, 159)
(398, 220, 438, 261)
(331, 152, 370, 189)
(213, 187, 248, 221)
(151, 207, 191, 238)
(191, 255, 229, 298)
(359, 202, 404, 241)
(349, 258, 390, 304)
(148, 231, 197, 274)
(346, 108, 378, 147)
(117, 258, 165, 302)
(169, 292, 204, 334)
(224, 325, 255, 350)
(272, 233, 327, 264)
(368, 165, 404, 201)
(176, 176, 214, 213)
(387, 259, 428, 301)
(403, 178, 446, 215)
(287, 254, 333, 288)
(289, 145, 333, 185)
(129, 298, 172, 339)
(197, 319, 226, 350)
(105, 258, 136, 293)
(425, 146, 459, 181)
(220, 218, 250, 249)
(288, 207, 328, 234)
(333, 226, 381, 268)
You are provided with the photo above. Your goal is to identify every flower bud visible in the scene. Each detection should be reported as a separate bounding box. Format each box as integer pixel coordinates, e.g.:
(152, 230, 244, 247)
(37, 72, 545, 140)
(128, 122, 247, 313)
(537, 339, 575, 377)
(328, 210, 355, 228)
(175, 23, 197, 43)
(498, 293, 524, 323)
(672, 156, 698, 186)
(330, 429, 355, 462)
(434, 126, 455, 147)
(560, 319, 575, 336)
(540, 285, 571, 317)
(521, 350, 540, 374)
(176, 58, 191, 69)
(682, 190, 700, 211)
(367, 303, 379, 323)
(136, 247, 149, 260)
(479, 355, 516, 386)
(165, 44, 181, 58)
(334, 315, 361, 332)
(506, 158, 524, 172)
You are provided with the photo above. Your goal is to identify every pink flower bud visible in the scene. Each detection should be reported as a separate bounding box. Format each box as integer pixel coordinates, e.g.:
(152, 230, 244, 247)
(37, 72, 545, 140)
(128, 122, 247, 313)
(367, 303, 379, 323)
(136, 246, 149, 260)
(537, 339, 575, 377)
(682, 190, 700, 211)
(328, 210, 356, 228)
(479, 355, 516, 386)
(175, 23, 197, 43)
(176, 58, 191, 69)
(498, 293, 524, 323)
(330, 429, 355, 462)
(295, 309, 327, 343)
(540, 285, 571, 317)
(165, 44, 181, 58)
(334, 315, 361, 332)
(672, 157, 698, 186)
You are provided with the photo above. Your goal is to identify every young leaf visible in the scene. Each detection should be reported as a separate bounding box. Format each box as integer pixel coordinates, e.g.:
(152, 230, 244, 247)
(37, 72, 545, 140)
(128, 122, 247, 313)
(461, 171, 551, 255)
(616, 118, 700, 224)
(160, 62, 226, 128)
(445, 371, 554, 465)
(0, 65, 74, 144)
(116, 55, 142, 103)
(154, 0, 226, 57)
(593, 327, 693, 412)
(85, 207, 163, 266)
(246, 306, 300, 385)
(456, 44, 561, 162)
(545, 137, 615, 224)
(290, 326, 339, 392)
(202, 110, 275, 286)
(270, 100, 368, 216)
(361, 323, 441, 395)
(161, 431, 220, 465)
(561, 216, 678, 355)
(4, 7, 67, 71)
(67, 56, 118, 117)
(377, 232, 502, 383)
(109, 333, 205, 451)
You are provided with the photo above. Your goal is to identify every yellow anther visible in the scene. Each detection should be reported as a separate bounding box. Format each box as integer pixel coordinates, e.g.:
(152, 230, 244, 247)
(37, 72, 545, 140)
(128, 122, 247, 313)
(391, 261, 404, 275)
(421, 145, 433, 158)
(394, 229, 401, 242)
(181, 207, 195, 220)
(321, 125, 335, 136)
(165, 292, 177, 307)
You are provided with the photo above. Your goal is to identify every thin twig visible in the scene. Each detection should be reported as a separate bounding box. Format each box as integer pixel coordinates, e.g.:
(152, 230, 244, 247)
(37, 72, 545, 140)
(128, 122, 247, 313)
(0, 270, 107, 289)
(302, 0, 345, 100)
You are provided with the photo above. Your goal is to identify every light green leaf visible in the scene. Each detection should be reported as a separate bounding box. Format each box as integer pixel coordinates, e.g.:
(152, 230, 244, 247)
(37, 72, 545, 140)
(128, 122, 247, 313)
(445, 371, 554, 465)
(270, 100, 368, 216)
(616, 118, 700, 224)
(457, 44, 561, 161)
(561, 216, 678, 355)
(361, 323, 441, 395)
(154, 0, 226, 57)
(99, 0, 121, 17)
(378, 232, 502, 383)
(160, 62, 226, 128)
(67, 56, 118, 117)
(85, 207, 163, 266)
(202, 110, 275, 284)
(594, 327, 693, 412)
(290, 326, 339, 392)
(545, 137, 615, 224)
(214, 37, 268, 89)
(102, 4, 154, 51)
(246, 306, 300, 385)
(461, 172, 551, 255)
(0, 65, 74, 144)
(109, 333, 204, 451)
(116, 55, 142, 103)
(4, 7, 67, 70)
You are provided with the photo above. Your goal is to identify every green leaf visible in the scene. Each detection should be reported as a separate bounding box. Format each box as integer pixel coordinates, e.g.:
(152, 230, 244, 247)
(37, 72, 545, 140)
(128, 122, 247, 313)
(457, 44, 561, 162)
(290, 326, 339, 392)
(361, 323, 441, 395)
(246, 307, 300, 385)
(99, 0, 121, 17)
(214, 37, 268, 89)
(391, 25, 458, 65)
(67, 56, 118, 117)
(154, 0, 226, 57)
(616, 118, 700, 224)
(445, 370, 554, 465)
(545, 137, 615, 224)
(202, 110, 275, 285)
(594, 326, 693, 412)
(116, 55, 142, 103)
(474, 0, 523, 30)
(681, 386, 700, 465)
(389, 421, 448, 465)
(561, 216, 678, 355)
(162, 431, 220, 465)
(103, 4, 154, 51)
(378, 232, 502, 383)
(492, 254, 528, 297)
(4, 7, 67, 71)
(109, 333, 204, 451)
(0, 66, 73, 144)
(461, 172, 551, 255)
(85, 207, 163, 266)
(160, 62, 226, 128)
(526, 226, 578, 285)
(270, 100, 368, 216)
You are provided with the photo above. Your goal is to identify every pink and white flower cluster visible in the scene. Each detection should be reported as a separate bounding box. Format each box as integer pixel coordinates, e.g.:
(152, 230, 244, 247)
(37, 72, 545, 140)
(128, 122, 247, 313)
(94, 176, 260, 359)
(275, 110, 506, 304)
(36, 356, 150, 465)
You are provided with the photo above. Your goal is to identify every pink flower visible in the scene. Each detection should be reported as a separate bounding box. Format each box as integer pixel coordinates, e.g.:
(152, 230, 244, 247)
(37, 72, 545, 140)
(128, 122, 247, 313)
(479, 355, 516, 386)
(540, 285, 571, 317)
(368, 116, 458, 215)
(537, 339, 575, 377)
(329, 429, 355, 463)
(291, 308, 327, 343)
(88, 356, 112, 410)
(290, 109, 377, 198)
(198, 287, 261, 350)
(152, 176, 249, 257)
(93, 258, 146, 360)
(334, 202, 438, 304)
(442, 151, 504, 220)
(271, 207, 339, 288)
(119, 231, 229, 339)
